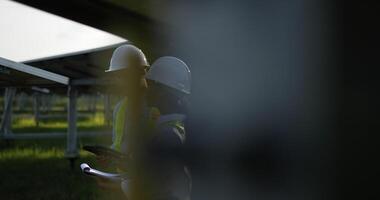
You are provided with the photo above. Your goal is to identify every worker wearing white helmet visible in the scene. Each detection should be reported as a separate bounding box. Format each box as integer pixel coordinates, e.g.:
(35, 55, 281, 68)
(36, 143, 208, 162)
(94, 44, 149, 191)
(104, 44, 149, 151)
(106, 44, 149, 99)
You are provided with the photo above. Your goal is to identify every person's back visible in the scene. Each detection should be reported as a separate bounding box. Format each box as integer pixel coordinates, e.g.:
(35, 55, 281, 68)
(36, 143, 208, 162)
(136, 56, 192, 200)
(123, 109, 191, 200)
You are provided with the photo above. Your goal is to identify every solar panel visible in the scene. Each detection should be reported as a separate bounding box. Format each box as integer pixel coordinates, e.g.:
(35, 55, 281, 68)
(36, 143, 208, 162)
(0, 0, 128, 86)
(0, 0, 127, 63)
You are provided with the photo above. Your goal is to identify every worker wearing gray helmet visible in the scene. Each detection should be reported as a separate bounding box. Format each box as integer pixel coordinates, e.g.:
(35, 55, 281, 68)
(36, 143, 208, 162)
(119, 56, 192, 200)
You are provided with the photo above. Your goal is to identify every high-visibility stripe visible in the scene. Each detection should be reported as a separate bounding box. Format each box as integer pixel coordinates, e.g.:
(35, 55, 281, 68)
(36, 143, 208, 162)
(113, 99, 128, 151)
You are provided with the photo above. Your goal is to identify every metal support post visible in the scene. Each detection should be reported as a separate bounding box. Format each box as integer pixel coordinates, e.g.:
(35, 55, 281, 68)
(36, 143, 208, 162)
(65, 85, 79, 164)
(1, 87, 16, 137)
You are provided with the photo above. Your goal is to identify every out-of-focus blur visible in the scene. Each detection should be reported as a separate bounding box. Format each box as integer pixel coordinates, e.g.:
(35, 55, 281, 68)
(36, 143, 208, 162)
(1, 0, 377, 199)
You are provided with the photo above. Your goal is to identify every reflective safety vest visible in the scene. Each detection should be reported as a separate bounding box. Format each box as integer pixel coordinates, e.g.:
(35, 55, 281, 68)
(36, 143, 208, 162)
(111, 99, 186, 152)
(112, 99, 191, 200)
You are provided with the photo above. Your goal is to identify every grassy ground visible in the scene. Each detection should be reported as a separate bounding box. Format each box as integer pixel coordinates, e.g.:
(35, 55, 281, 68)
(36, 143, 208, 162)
(11, 113, 108, 133)
(0, 111, 125, 200)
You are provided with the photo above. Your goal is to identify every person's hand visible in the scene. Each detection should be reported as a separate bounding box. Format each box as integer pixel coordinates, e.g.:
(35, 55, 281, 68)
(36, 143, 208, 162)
(96, 155, 111, 168)
(95, 177, 120, 190)
(94, 157, 120, 190)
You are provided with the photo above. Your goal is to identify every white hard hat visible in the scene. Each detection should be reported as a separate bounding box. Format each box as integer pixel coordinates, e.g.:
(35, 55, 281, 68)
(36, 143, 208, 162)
(146, 56, 191, 94)
(106, 44, 149, 72)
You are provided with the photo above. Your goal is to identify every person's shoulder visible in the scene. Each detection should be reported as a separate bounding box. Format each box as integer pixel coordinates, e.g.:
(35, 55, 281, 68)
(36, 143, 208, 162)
(155, 114, 187, 145)
(157, 114, 186, 125)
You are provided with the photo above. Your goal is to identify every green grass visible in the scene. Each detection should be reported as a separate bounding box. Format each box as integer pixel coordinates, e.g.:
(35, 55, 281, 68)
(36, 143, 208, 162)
(11, 112, 109, 133)
(0, 112, 125, 199)
(0, 138, 125, 199)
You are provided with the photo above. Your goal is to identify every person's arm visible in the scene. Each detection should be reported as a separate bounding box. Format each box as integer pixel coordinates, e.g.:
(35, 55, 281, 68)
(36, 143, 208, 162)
(97, 100, 124, 168)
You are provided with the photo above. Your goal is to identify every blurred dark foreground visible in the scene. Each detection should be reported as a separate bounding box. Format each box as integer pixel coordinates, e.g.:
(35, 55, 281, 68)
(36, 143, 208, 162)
(1, 0, 378, 199)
